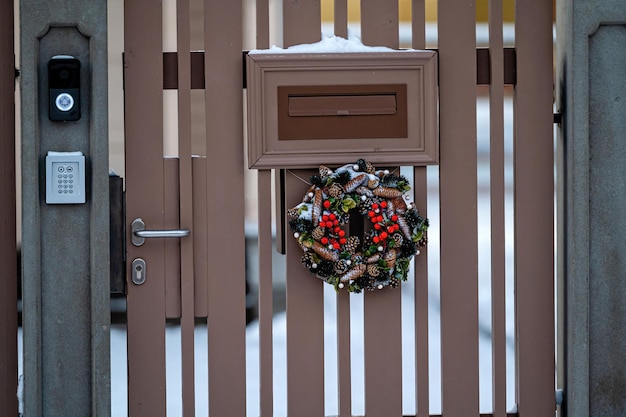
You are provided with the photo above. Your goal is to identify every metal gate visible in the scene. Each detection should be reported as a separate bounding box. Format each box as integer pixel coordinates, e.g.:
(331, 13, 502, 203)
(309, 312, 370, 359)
(122, 1, 555, 416)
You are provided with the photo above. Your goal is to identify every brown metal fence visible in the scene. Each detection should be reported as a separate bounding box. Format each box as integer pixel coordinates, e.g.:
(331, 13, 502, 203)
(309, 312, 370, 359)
(122, 0, 554, 416)
(0, 0, 18, 415)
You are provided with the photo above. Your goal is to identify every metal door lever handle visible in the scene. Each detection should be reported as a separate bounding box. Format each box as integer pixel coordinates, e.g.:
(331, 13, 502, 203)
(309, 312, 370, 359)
(131, 218, 190, 246)
(134, 229, 190, 238)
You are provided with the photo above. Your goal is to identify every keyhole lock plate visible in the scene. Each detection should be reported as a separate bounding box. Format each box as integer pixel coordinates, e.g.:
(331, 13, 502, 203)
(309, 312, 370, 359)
(131, 258, 146, 285)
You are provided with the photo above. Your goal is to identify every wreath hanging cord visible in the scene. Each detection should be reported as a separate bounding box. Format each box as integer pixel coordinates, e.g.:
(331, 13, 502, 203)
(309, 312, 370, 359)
(287, 159, 429, 293)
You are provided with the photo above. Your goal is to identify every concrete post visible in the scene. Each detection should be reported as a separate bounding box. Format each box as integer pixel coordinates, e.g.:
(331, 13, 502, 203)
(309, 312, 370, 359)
(557, 1, 626, 416)
(20, 0, 110, 415)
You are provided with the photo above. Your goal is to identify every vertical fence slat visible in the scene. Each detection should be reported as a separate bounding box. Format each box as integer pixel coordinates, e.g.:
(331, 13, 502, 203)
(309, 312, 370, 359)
(256, 0, 270, 49)
(282, 7, 324, 416)
(488, 0, 507, 415)
(334, 0, 348, 39)
(337, 289, 351, 417)
(164, 159, 182, 319)
(361, 3, 403, 417)
(411, 4, 429, 416)
(438, 0, 480, 415)
(176, 0, 196, 413)
(514, 2, 555, 416)
(0, 0, 17, 414)
(360, 0, 399, 48)
(283, 0, 321, 47)
(414, 167, 429, 417)
(258, 169, 274, 417)
(255, 3, 273, 415)
(363, 286, 402, 417)
(412, 0, 426, 51)
(192, 156, 208, 318)
(203, 1, 247, 415)
(285, 169, 325, 417)
(124, 0, 168, 414)
(334, 6, 350, 414)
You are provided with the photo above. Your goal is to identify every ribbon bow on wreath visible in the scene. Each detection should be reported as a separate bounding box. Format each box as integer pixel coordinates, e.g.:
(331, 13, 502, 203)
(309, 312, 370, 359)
(288, 159, 428, 293)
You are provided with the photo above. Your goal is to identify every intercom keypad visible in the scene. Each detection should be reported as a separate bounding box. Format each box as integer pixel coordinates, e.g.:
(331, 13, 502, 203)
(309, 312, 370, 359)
(45, 152, 86, 204)
(53, 162, 79, 196)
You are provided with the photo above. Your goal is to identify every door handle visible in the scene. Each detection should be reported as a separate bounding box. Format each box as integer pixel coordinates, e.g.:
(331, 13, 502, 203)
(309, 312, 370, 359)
(131, 217, 190, 246)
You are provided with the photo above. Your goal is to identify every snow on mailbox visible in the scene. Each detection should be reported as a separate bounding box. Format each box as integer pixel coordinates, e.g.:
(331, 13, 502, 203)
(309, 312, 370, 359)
(246, 36, 438, 169)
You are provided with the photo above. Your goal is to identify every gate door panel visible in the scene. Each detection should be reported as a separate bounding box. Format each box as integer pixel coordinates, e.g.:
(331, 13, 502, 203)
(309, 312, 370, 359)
(124, 1, 168, 415)
(124, 1, 246, 416)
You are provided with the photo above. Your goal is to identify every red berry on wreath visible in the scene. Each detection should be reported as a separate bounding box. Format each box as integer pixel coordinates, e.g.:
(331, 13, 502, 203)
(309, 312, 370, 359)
(323, 200, 331, 209)
(333, 242, 340, 249)
(368, 210, 375, 218)
(376, 215, 384, 223)
(380, 201, 387, 208)
(338, 230, 346, 237)
(387, 226, 395, 233)
(339, 238, 347, 245)
(380, 231, 388, 240)
(322, 214, 329, 222)
(374, 224, 381, 230)
(334, 227, 341, 234)
(321, 237, 329, 245)
(391, 214, 398, 222)
(333, 220, 339, 226)
(329, 213, 336, 220)
(373, 236, 380, 243)
(372, 203, 379, 210)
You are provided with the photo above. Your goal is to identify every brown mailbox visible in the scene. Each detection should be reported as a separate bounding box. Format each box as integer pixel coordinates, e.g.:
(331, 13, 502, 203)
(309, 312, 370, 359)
(246, 51, 438, 169)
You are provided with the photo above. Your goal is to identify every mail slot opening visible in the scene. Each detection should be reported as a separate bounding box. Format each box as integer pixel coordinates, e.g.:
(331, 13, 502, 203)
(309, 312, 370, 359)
(278, 84, 407, 140)
(288, 93, 397, 117)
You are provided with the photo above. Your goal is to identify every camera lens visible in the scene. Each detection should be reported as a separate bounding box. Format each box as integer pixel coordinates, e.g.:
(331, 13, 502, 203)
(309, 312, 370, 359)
(59, 70, 69, 80)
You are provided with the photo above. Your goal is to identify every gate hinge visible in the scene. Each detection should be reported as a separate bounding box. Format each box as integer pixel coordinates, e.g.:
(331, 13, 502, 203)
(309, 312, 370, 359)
(553, 112, 562, 125)
(14, 67, 20, 78)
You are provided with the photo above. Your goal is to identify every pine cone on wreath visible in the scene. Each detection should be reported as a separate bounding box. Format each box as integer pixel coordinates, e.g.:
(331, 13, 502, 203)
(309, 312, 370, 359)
(301, 252, 315, 268)
(344, 236, 360, 254)
(311, 226, 325, 241)
(358, 197, 376, 214)
(367, 264, 380, 277)
(367, 177, 380, 189)
(319, 165, 333, 178)
(392, 233, 404, 247)
(384, 249, 397, 269)
(316, 260, 335, 277)
(287, 207, 299, 218)
(356, 158, 376, 174)
(400, 240, 418, 257)
(327, 183, 345, 198)
(334, 259, 350, 275)
(310, 175, 323, 187)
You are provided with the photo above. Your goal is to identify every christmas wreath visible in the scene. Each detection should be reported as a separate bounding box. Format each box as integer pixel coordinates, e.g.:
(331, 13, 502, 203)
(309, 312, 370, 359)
(288, 159, 428, 293)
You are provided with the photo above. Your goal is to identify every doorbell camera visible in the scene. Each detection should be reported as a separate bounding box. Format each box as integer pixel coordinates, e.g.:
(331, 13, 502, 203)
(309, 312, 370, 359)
(49, 55, 81, 121)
